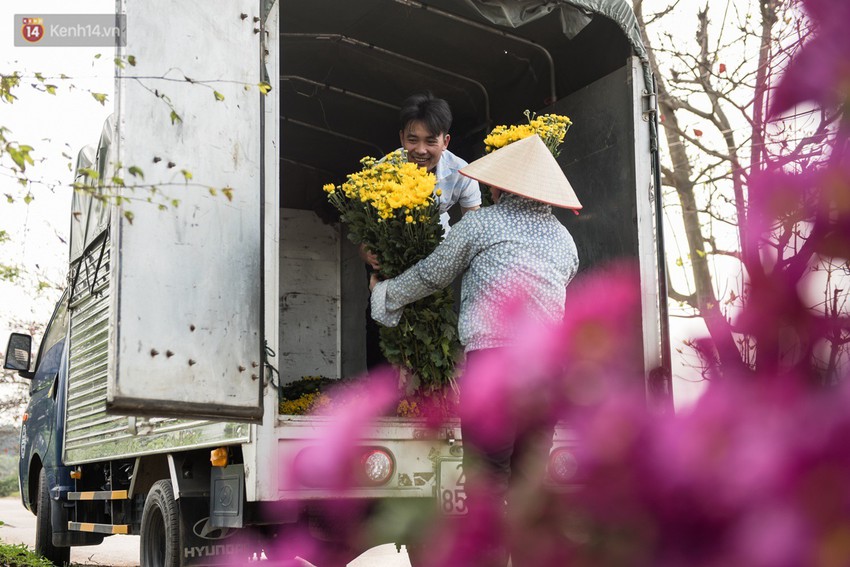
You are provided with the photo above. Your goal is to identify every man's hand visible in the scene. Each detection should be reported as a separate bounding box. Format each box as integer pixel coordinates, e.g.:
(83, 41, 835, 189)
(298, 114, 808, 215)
(359, 243, 381, 270)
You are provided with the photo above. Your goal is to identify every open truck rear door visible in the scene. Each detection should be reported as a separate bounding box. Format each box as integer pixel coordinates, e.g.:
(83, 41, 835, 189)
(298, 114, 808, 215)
(107, 0, 268, 422)
(546, 56, 671, 409)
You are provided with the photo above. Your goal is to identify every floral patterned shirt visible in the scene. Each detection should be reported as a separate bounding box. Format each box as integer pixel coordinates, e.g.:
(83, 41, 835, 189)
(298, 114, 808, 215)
(371, 193, 579, 352)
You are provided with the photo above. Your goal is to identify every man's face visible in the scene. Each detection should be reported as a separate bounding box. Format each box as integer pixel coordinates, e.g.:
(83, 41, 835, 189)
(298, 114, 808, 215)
(400, 120, 450, 172)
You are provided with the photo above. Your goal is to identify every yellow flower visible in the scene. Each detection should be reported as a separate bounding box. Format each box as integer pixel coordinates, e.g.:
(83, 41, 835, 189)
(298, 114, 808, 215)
(405, 215, 414, 223)
(322, 183, 336, 194)
(484, 111, 571, 156)
(435, 189, 442, 196)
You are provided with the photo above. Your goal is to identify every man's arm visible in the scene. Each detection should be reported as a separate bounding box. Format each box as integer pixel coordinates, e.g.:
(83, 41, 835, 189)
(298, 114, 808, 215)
(457, 173, 481, 215)
(359, 243, 381, 270)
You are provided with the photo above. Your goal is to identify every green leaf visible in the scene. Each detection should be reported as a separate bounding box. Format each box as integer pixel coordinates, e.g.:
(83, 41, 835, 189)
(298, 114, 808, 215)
(34, 72, 45, 82)
(91, 92, 108, 105)
(123, 210, 134, 224)
(8, 148, 25, 170)
(45, 84, 57, 95)
(114, 57, 125, 69)
(23, 193, 33, 204)
(258, 81, 272, 95)
(222, 187, 234, 202)
(170, 110, 182, 124)
(0, 264, 21, 282)
(213, 90, 225, 101)
(181, 169, 193, 181)
(111, 175, 125, 187)
(94, 53, 102, 59)
(127, 55, 137, 66)
(128, 166, 144, 179)
(171, 199, 180, 208)
(77, 167, 100, 179)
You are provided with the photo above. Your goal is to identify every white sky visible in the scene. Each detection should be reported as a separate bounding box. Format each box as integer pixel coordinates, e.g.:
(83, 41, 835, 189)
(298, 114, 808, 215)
(0, 4, 112, 297)
(0, 1, 113, 416)
(0, 0, 758, 412)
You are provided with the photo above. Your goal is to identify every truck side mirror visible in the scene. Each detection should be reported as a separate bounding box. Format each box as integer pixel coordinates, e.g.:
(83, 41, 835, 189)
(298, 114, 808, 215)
(4, 332, 34, 379)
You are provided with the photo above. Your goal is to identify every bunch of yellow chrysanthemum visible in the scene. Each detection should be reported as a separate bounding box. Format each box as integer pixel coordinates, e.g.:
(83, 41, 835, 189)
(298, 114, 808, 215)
(484, 110, 572, 157)
(323, 150, 461, 397)
(323, 149, 445, 277)
(332, 154, 436, 221)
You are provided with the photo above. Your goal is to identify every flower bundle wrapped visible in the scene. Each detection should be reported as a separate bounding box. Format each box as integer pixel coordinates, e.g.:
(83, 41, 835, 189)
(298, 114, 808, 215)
(484, 110, 572, 157)
(324, 150, 461, 397)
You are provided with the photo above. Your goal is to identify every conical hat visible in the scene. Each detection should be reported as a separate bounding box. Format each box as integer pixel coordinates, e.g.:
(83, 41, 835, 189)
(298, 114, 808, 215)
(460, 134, 582, 210)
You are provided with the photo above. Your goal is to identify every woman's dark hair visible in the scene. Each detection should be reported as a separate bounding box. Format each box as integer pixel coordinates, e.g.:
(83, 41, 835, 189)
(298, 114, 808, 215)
(399, 92, 452, 136)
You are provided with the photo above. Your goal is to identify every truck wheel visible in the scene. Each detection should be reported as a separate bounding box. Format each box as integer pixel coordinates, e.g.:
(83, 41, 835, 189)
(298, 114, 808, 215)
(141, 480, 180, 567)
(35, 468, 71, 566)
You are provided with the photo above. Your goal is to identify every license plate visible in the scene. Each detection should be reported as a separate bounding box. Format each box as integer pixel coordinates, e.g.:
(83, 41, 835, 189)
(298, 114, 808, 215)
(438, 459, 467, 515)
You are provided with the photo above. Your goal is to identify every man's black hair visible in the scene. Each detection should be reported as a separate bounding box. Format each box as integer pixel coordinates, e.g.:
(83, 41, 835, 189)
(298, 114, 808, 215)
(399, 92, 452, 136)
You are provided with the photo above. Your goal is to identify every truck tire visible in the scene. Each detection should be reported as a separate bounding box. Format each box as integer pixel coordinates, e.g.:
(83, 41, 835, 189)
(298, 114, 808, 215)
(35, 468, 71, 566)
(140, 480, 180, 567)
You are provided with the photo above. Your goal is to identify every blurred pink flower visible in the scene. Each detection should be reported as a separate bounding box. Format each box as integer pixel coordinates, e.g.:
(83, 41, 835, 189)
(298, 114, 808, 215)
(770, 0, 850, 118)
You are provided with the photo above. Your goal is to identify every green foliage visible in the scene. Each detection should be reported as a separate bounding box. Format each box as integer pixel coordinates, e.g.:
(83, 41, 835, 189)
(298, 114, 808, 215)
(1, 72, 22, 103)
(0, 454, 16, 477)
(0, 475, 18, 497)
(1, 126, 35, 174)
(0, 264, 21, 282)
(0, 543, 54, 567)
(379, 289, 460, 395)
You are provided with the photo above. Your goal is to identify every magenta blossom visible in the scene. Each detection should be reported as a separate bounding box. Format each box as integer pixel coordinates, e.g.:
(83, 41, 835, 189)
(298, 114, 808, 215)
(770, 0, 850, 119)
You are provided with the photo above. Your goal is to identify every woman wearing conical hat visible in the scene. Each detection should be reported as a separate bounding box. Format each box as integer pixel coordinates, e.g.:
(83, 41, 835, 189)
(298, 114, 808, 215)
(370, 134, 580, 566)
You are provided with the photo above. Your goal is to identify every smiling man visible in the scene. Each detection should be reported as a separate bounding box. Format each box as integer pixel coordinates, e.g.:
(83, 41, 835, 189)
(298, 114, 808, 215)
(363, 93, 481, 369)
(399, 92, 481, 234)
(360, 93, 480, 268)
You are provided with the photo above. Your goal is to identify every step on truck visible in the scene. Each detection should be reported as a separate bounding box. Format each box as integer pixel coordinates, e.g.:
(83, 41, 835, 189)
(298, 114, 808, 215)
(5, 1, 671, 565)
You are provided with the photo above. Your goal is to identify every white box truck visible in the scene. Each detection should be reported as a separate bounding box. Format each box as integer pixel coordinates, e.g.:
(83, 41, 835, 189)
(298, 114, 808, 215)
(6, 1, 671, 565)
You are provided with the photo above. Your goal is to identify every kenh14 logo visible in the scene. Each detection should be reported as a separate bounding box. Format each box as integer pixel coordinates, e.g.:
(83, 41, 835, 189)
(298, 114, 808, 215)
(21, 17, 45, 43)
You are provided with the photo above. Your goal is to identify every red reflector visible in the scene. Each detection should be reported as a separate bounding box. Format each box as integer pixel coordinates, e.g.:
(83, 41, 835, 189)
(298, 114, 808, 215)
(359, 448, 394, 486)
